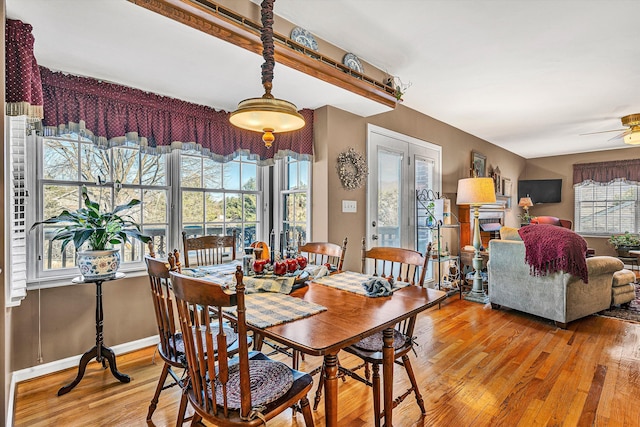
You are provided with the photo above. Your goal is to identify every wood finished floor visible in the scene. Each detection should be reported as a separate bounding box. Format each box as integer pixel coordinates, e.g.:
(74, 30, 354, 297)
(13, 297, 640, 426)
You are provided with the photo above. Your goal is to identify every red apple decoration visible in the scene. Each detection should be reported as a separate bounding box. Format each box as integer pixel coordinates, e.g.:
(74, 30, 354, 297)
(296, 255, 308, 269)
(274, 260, 287, 275)
(286, 258, 299, 272)
(252, 259, 267, 274)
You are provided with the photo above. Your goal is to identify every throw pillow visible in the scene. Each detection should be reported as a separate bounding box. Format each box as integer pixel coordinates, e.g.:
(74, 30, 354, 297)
(500, 226, 522, 241)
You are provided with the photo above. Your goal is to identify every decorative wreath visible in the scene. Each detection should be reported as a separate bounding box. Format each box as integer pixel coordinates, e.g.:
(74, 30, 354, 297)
(337, 147, 368, 190)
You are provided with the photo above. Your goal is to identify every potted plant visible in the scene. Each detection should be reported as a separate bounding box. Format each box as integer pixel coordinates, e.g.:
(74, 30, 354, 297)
(31, 186, 151, 280)
(608, 232, 640, 257)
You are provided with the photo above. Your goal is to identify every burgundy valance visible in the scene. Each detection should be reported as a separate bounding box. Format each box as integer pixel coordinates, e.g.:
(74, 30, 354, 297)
(5, 19, 43, 120)
(39, 67, 313, 165)
(573, 159, 640, 185)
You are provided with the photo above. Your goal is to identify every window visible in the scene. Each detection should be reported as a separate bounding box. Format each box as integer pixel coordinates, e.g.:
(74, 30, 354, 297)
(278, 156, 310, 255)
(22, 129, 310, 285)
(32, 134, 168, 280)
(574, 179, 640, 235)
(180, 153, 261, 254)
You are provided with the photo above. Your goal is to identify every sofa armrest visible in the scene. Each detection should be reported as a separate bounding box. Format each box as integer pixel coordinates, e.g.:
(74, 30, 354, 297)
(585, 256, 624, 276)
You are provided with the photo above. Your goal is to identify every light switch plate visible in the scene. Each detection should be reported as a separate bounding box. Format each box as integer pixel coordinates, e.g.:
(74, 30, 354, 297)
(342, 200, 357, 213)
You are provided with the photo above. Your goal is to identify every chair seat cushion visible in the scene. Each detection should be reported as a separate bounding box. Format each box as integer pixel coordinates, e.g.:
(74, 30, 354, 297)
(352, 329, 408, 351)
(212, 359, 293, 410)
(175, 326, 237, 355)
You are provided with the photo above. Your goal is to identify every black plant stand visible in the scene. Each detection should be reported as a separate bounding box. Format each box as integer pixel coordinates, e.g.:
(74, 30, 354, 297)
(58, 272, 130, 396)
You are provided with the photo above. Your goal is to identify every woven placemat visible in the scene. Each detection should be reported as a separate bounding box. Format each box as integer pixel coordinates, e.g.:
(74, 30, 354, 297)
(352, 329, 407, 351)
(212, 359, 293, 409)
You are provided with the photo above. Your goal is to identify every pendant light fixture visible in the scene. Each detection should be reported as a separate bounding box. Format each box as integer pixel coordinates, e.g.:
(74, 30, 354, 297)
(229, 0, 305, 148)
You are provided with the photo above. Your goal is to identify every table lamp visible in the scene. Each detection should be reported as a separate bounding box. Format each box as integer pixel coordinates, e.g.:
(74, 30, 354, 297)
(518, 196, 533, 223)
(457, 177, 496, 303)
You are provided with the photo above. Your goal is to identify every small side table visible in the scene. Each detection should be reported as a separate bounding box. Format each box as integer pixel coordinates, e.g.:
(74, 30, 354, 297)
(58, 272, 130, 396)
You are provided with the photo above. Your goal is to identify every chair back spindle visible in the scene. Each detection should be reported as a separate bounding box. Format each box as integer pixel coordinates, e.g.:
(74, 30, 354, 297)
(182, 230, 236, 267)
(298, 237, 348, 271)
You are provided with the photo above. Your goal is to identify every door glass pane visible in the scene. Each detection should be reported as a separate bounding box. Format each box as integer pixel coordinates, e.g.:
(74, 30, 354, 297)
(377, 150, 402, 248)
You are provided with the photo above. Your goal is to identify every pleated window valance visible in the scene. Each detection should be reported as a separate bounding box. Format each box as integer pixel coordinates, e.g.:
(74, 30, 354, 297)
(5, 19, 43, 121)
(39, 67, 313, 165)
(573, 159, 640, 185)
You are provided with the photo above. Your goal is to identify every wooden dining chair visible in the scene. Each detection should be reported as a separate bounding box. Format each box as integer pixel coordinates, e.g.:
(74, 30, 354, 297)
(169, 267, 315, 426)
(146, 245, 242, 426)
(350, 238, 431, 427)
(298, 237, 348, 271)
(253, 238, 348, 370)
(313, 238, 431, 426)
(145, 249, 191, 426)
(182, 229, 237, 267)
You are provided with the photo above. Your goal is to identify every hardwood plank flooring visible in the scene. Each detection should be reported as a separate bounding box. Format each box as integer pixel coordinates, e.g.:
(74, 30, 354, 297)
(13, 298, 640, 426)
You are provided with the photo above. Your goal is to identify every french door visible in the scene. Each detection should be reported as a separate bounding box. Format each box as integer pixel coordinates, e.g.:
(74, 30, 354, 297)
(366, 124, 441, 263)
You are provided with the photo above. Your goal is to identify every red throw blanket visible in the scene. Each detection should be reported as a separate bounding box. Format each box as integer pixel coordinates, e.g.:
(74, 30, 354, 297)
(518, 224, 589, 283)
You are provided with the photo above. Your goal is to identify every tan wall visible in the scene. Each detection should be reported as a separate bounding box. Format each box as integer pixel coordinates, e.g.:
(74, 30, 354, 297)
(10, 276, 157, 370)
(312, 104, 528, 272)
(524, 146, 639, 256)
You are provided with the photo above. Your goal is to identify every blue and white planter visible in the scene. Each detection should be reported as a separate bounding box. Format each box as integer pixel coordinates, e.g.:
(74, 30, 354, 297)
(77, 249, 121, 281)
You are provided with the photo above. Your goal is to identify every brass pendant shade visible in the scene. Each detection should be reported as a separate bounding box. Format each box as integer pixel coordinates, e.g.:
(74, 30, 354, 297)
(229, 90, 305, 148)
(229, 0, 305, 147)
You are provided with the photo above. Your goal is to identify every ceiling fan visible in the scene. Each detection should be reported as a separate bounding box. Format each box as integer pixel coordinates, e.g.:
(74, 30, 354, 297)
(581, 114, 640, 145)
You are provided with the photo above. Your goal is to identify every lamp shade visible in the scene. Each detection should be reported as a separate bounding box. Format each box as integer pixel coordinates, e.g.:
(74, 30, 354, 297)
(518, 197, 533, 208)
(624, 130, 640, 145)
(229, 96, 305, 134)
(456, 177, 497, 206)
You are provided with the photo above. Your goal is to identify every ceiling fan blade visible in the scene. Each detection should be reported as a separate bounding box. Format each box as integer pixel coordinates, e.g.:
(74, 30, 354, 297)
(608, 129, 631, 141)
(579, 128, 627, 136)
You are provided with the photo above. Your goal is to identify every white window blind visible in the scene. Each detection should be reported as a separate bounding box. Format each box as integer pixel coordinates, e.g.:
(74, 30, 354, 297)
(5, 116, 28, 306)
(574, 179, 640, 235)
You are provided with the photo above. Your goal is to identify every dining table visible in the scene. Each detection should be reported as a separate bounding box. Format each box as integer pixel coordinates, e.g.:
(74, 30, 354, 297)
(183, 261, 447, 426)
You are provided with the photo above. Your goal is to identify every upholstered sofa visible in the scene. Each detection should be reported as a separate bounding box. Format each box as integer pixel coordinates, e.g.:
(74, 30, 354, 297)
(530, 216, 572, 229)
(488, 236, 625, 328)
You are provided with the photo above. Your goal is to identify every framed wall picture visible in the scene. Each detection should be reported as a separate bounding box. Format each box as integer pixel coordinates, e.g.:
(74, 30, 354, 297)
(502, 178, 512, 197)
(471, 151, 487, 177)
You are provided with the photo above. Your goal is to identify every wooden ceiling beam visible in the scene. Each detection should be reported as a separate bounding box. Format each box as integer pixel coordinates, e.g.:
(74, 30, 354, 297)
(128, 0, 398, 109)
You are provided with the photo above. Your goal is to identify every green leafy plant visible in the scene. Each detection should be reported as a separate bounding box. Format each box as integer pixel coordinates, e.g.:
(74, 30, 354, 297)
(518, 212, 532, 224)
(31, 186, 151, 252)
(608, 231, 640, 249)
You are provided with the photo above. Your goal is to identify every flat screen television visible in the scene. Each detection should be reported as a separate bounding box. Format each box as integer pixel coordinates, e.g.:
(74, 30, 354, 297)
(517, 179, 562, 204)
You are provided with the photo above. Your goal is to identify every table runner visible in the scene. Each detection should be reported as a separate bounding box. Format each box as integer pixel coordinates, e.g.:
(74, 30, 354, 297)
(313, 271, 410, 296)
(181, 260, 296, 294)
(223, 293, 327, 328)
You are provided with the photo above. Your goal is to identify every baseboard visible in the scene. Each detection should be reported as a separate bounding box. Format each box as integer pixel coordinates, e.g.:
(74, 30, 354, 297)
(7, 335, 159, 426)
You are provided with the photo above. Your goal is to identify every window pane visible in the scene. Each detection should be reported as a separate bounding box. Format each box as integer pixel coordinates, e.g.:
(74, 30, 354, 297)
(181, 155, 202, 188)
(223, 161, 240, 190)
(143, 189, 167, 223)
(203, 158, 222, 189)
(113, 146, 139, 184)
(205, 193, 224, 222)
(225, 193, 242, 222)
(242, 162, 257, 190)
(299, 161, 309, 189)
(141, 153, 166, 185)
(86, 186, 113, 214)
(183, 191, 203, 223)
(115, 188, 142, 223)
(284, 194, 295, 222)
(43, 139, 79, 181)
(81, 142, 111, 183)
(43, 185, 79, 219)
(288, 161, 299, 190)
(244, 194, 257, 222)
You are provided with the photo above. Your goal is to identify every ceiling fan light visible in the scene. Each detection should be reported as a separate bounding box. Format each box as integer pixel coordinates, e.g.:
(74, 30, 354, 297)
(624, 131, 640, 145)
